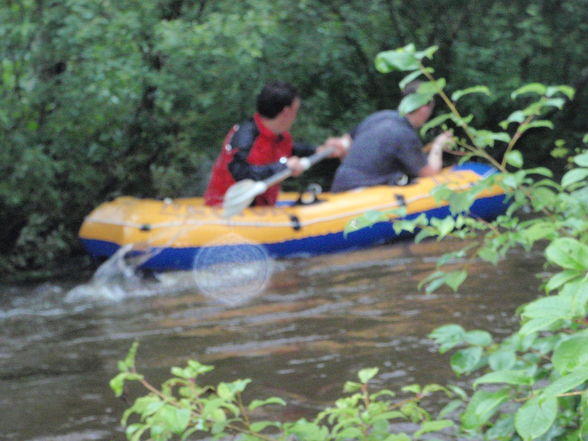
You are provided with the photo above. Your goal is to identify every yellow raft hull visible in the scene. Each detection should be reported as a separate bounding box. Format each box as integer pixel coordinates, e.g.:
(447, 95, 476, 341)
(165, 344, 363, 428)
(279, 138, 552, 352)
(79, 163, 507, 270)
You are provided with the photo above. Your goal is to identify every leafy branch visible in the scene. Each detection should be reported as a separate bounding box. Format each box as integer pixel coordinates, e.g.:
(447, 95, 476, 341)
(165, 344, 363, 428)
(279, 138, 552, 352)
(111, 344, 457, 441)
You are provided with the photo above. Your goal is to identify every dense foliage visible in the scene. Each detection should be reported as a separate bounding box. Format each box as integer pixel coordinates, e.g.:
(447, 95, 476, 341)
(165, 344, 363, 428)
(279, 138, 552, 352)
(2, 0, 588, 276)
(111, 46, 588, 441)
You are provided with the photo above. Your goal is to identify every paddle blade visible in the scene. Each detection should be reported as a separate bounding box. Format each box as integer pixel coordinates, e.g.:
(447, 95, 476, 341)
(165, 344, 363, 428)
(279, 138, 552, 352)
(222, 180, 267, 218)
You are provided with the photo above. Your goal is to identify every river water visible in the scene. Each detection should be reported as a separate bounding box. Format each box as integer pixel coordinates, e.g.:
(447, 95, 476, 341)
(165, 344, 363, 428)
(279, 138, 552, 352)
(0, 238, 543, 441)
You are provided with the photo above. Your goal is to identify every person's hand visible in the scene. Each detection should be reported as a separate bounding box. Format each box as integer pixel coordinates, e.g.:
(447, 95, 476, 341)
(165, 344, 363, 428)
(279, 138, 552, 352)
(318, 134, 351, 158)
(432, 131, 454, 152)
(286, 156, 306, 176)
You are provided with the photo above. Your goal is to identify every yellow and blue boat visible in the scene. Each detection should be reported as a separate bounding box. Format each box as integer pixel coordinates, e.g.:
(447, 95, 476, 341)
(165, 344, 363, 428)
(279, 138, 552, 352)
(79, 162, 507, 271)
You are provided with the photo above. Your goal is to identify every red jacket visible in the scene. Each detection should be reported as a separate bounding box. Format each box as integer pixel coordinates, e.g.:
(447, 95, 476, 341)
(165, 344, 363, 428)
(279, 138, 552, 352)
(204, 113, 293, 206)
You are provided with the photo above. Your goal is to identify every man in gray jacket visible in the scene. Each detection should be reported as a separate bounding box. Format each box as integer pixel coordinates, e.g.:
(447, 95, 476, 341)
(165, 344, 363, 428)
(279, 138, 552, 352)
(331, 81, 452, 192)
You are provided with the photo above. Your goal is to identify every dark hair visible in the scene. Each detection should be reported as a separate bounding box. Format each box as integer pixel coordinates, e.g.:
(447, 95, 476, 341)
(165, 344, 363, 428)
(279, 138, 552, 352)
(401, 79, 423, 97)
(256, 81, 299, 118)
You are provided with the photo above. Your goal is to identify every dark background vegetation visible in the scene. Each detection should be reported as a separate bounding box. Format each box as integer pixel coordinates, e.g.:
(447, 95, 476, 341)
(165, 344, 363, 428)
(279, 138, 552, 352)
(2, 0, 587, 278)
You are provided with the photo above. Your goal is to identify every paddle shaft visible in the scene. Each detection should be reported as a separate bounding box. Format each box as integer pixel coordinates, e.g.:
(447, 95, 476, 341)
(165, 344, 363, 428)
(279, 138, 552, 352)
(222, 145, 337, 218)
(264, 145, 337, 188)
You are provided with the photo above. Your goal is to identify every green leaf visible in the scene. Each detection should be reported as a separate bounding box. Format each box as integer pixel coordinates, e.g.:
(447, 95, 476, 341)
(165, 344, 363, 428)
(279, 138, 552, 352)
(545, 270, 583, 292)
(400, 79, 447, 115)
(540, 368, 588, 400)
(514, 396, 558, 441)
(399, 92, 433, 115)
(336, 427, 364, 439)
(464, 330, 493, 346)
(473, 370, 534, 389)
(415, 228, 438, 243)
(429, 324, 466, 353)
(527, 166, 554, 177)
(287, 419, 329, 441)
(250, 420, 282, 432)
(372, 410, 404, 420)
(544, 97, 566, 109)
(419, 78, 446, 95)
(110, 372, 144, 397)
(511, 83, 547, 99)
(122, 341, 140, 372)
(500, 110, 526, 128)
(126, 424, 147, 441)
(399, 69, 426, 90)
(574, 151, 588, 167)
(358, 367, 379, 383)
(430, 216, 456, 238)
(435, 249, 468, 267)
(488, 349, 517, 371)
(343, 381, 362, 393)
(413, 419, 454, 438)
(383, 434, 411, 441)
(438, 399, 463, 418)
(451, 85, 491, 101)
(375, 46, 420, 73)
(552, 336, 588, 374)
(110, 373, 126, 397)
(561, 168, 588, 188)
(217, 379, 251, 400)
(505, 150, 523, 168)
(249, 397, 286, 411)
(420, 112, 453, 136)
(122, 396, 164, 426)
(486, 414, 515, 441)
(171, 360, 214, 380)
(478, 247, 500, 265)
(451, 347, 483, 375)
(203, 398, 229, 422)
(519, 220, 557, 244)
(344, 210, 389, 236)
(415, 45, 439, 60)
(445, 270, 467, 291)
(402, 384, 421, 394)
(473, 130, 511, 148)
(546, 85, 575, 99)
(156, 405, 191, 435)
(461, 388, 510, 429)
(521, 294, 573, 319)
(545, 237, 588, 270)
(519, 317, 561, 336)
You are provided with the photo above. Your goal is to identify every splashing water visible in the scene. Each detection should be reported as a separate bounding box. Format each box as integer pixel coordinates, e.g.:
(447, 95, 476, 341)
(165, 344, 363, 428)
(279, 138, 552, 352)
(65, 245, 194, 303)
(66, 235, 274, 305)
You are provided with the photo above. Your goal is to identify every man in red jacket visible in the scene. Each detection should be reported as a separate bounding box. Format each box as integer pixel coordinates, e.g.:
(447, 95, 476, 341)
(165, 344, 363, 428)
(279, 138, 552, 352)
(204, 81, 346, 206)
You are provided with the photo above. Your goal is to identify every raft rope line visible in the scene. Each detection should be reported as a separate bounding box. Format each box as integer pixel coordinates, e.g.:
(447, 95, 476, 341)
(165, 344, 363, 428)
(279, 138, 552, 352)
(88, 168, 498, 232)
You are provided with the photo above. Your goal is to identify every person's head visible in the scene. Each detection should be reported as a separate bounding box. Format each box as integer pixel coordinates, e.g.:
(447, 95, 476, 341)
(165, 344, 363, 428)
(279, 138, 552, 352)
(256, 80, 301, 133)
(257, 81, 299, 117)
(402, 80, 435, 129)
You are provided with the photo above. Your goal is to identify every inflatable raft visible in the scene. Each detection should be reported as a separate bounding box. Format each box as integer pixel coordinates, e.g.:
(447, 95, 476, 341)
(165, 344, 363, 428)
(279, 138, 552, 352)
(79, 162, 507, 271)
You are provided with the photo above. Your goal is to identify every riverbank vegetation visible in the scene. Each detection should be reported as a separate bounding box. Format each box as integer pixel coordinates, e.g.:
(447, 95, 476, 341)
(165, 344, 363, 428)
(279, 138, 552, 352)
(2, 0, 588, 278)
(111, 46, 588, 440)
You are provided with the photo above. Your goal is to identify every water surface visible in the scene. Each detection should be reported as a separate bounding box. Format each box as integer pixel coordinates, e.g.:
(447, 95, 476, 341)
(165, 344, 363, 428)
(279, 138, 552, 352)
(0, 239, 543, 440)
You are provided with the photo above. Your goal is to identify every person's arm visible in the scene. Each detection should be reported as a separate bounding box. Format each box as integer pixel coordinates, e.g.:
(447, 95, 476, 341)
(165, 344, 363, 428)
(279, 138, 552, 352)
(286, 135, 351, 177)
(294, 134, 351, 159)
(418, 131, 453, 177)
(229, 149, 286, 181)
(228, 122, 286, 181)
(292, 141, 316, 157)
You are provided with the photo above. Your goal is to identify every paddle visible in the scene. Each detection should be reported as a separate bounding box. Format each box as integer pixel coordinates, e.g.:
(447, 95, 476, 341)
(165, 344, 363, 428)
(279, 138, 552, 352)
(222, 145, 337, 218)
